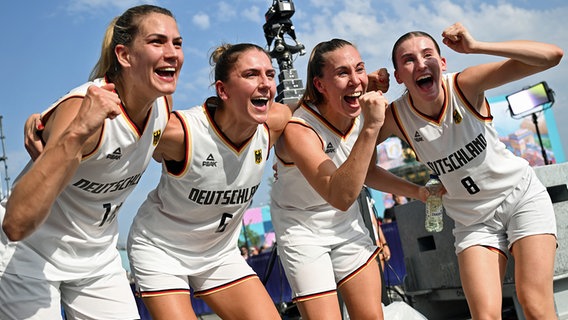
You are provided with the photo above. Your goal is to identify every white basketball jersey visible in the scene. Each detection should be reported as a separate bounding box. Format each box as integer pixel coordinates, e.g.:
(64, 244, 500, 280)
(0, 78, 170, 280)
(392, 72, 528, 226)
(270, 102, 371, 246)
(128, 104, 269, 274)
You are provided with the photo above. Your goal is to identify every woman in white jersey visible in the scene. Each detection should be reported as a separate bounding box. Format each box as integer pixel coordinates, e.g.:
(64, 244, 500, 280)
(270, 39, 429, 320)
(0, 5, 183, 319)
(127, 43, 291, 320)
(373, 23, 563, 319)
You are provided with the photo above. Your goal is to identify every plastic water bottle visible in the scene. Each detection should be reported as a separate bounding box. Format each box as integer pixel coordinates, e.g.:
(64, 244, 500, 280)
(425, 174, 443, 232)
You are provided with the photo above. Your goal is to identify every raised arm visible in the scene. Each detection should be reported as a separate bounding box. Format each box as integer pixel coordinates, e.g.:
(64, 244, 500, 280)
(443, 22, 563, 103)
(3, 84, 121, 241)
(281, 91, 388, 211)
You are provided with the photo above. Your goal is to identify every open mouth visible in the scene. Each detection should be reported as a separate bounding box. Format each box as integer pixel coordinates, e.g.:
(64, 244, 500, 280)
(344, 91, 362, 104)
(155, 67, 176, 78)
(251, 97, 269, 107)
(416, 75, 434, 89)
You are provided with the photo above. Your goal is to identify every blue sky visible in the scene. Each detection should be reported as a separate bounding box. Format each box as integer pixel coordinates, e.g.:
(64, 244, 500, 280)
(1, 0, 567, 245)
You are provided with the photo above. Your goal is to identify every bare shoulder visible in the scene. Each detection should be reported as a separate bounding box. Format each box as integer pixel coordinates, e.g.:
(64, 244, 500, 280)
(276, 120, 322, 164)
(267, 102, 293, 129)
(267, 102, 295, 147)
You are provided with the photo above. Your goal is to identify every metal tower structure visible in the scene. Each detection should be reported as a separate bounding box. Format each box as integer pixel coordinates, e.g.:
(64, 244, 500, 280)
(263, 0, 306, 106)
(0, 116, 10, 200)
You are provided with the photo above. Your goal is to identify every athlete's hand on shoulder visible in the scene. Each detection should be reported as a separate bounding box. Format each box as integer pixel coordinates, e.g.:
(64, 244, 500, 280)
(71, 83, 122, 138)
(442, 22, 477, 54)
(24, 113, 44, 161)
(359, 90, 388, 130)
(367, 68, 390, 93)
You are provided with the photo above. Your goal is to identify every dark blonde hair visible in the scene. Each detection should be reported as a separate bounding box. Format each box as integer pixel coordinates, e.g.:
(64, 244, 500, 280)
(299, 39, 354, 106)
(209, 43, 270, 83)
(89, 5, 175, 81)
(391, 31, 441, 71)
(208, 43, 271, 106)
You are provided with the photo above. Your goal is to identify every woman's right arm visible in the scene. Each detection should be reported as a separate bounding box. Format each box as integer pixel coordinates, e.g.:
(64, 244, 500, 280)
(281, 92, 387, 211)
(3, 84, 121, 241)
(442, 22, 563, 108)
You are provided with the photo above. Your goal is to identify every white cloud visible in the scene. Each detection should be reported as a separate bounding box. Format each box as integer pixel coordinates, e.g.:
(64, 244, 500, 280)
(218, 2, 238, 20)
(192, 12, 211, 30)
(309, 0, 340, 11)
(64, 0, 154, 15)
(242, 5, 262, 23)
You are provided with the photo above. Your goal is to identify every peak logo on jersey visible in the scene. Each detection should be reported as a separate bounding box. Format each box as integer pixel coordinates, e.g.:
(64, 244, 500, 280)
(453, 109, 463, 124)
(203, 154, 217, 167)
(414, 131, 424, 142)
(254, 149, 262, 164)
(106, 148, 122, 160)
(73, 173, 142, 194)
(325, 142, 335, 154)
(153, 130, 162, 146)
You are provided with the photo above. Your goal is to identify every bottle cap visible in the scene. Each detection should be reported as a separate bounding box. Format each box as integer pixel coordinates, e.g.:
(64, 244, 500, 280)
(430, 173, 438, 179)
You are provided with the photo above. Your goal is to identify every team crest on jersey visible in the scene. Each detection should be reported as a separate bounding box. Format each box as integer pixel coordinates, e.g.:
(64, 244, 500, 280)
(153, 130, 162, 146)
(325, 142, 336, 154)
(203, 154, 217, 167)
(106, 147, 122, 160)
(414, 131, 424, 142)
(254, 149, 262, 164)
(453, 109, 463, 124)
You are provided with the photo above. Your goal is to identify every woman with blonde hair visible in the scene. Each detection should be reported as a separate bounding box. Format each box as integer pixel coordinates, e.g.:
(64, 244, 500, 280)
(0, 5, 183, 319)
(127, 43, 291, 320)
(270, 38, 428, 320)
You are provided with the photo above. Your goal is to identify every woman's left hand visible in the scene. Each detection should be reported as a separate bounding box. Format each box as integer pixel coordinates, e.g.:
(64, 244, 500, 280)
(367, 68, 390, 93)
(381, 243, 391, 261)
(24, 113, 44, 161)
